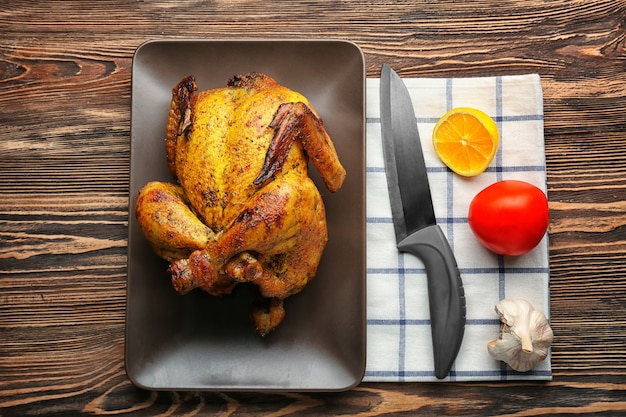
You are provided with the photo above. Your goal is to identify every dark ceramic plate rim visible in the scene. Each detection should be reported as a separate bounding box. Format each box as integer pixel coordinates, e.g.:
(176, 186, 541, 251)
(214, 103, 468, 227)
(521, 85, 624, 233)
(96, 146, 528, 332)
(126, 39, 366, 391)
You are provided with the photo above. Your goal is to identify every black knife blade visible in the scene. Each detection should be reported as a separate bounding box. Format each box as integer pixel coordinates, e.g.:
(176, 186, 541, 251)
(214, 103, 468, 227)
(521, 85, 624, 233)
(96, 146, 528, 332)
(380, 63, 466, 379)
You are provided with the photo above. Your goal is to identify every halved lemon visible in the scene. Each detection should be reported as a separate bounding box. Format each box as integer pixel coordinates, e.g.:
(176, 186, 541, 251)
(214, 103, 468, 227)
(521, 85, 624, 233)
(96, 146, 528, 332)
(432, 107, 500, 177)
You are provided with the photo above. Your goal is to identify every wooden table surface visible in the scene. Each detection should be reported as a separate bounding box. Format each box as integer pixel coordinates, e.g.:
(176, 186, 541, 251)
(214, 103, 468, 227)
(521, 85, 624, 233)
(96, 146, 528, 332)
(2, 1, 625, 415)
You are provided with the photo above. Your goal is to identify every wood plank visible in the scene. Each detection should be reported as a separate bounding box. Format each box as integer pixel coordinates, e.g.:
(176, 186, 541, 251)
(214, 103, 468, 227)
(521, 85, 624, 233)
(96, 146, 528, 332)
(1, 0, 625, 414)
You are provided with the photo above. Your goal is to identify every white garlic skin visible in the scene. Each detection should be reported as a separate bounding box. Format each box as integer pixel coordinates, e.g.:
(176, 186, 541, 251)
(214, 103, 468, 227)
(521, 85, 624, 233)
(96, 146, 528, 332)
(488, 298, 554, 372)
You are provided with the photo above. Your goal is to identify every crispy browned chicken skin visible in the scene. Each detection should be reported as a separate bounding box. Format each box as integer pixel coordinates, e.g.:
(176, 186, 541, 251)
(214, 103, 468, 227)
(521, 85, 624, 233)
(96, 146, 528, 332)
(135, 73, 345, 335)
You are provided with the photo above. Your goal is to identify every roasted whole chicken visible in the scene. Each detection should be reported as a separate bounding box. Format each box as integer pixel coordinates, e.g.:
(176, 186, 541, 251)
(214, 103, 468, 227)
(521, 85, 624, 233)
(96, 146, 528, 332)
(135, 73, 346, 335)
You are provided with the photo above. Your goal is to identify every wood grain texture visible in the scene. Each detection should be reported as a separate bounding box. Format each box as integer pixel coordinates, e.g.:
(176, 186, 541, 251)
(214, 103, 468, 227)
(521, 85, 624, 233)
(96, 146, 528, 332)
(1, 0, 625, 415)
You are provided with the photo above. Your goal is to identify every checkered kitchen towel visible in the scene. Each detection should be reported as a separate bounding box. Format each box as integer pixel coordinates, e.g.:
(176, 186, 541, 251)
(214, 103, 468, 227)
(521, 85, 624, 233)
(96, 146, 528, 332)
(364, 74, 551, 382)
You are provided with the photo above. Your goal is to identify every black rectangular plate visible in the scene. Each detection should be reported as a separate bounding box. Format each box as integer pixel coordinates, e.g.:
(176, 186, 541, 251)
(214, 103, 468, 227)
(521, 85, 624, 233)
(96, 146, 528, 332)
(126, 39, 366, 391)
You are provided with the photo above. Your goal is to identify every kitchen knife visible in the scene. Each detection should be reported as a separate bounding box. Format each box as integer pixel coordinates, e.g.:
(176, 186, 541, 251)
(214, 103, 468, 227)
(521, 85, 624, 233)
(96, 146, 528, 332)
(380, 64, 466, 379)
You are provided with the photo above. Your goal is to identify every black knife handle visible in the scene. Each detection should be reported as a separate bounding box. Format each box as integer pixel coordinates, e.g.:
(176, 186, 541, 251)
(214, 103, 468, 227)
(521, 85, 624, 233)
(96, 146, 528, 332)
(397, 224, 466, 379)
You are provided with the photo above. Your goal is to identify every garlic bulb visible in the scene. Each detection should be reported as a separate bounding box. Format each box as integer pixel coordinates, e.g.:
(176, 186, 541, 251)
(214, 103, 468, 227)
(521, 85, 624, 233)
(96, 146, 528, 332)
(487, 298, 553, 372)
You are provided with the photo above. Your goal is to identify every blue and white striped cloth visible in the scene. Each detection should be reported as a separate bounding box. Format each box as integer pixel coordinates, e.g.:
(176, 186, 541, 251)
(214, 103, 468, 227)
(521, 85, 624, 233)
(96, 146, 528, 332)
(364, 74, 551, 382)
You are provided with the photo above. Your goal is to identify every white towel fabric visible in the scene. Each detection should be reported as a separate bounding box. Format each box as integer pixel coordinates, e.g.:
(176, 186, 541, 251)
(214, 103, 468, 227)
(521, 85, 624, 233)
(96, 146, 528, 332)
(364, 74, 551, 382)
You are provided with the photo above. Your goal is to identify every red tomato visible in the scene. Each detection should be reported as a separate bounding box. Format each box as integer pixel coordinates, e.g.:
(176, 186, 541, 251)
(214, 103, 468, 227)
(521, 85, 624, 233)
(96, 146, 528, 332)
(468, 180, 549, 256)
